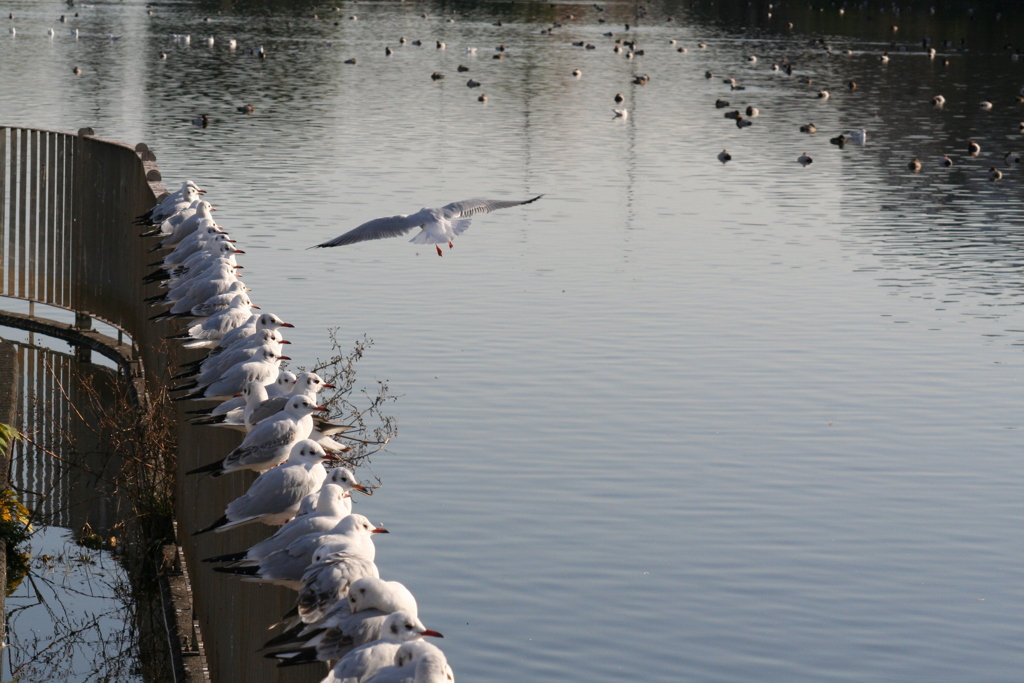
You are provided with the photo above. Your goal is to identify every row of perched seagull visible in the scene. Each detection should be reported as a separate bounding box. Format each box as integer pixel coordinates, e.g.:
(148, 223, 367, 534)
(135, 181, 454, 683)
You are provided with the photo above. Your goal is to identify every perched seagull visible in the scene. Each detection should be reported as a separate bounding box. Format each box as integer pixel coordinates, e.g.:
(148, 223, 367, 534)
(320, 612, 443, 683)
(193, 440, 332, 534)
(266, 578, 420, 663)
(186, 395, 324, 476)
(214, 513, 385, 588)
(202, 476, 366, 566)
(312, 197, 542, 256)
(363, 647, 453, 683)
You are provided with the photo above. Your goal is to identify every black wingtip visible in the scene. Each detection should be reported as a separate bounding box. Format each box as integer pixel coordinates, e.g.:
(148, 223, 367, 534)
(186, 459, 224, 476)
(212, 565, 260, 576)
(193, 515, 229, 535)
(202, 551, 248, 563)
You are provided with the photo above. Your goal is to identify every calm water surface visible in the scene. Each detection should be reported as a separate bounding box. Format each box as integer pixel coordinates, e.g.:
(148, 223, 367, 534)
(2, 1, 1023, 680)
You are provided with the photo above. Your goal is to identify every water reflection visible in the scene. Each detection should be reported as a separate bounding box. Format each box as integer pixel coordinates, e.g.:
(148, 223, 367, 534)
(1, 336, 141, 683)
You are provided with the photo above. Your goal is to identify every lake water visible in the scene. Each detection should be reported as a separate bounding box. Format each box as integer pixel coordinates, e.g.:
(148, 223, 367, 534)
(2, 0, 1023, 681)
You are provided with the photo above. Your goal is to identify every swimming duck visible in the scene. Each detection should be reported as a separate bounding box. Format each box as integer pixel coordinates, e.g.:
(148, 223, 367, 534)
(798, 153, 813, 166)
(192, 114, 210, 128)
(385, 46, 393, 56)
(572, 69, 581, 77)
(633, 74, 649, 85)
(830, 135, 846, 147)
(817, 90, 830, 99)
(614, 93, 624, 103)
(844, 129, 867, 144)
(932, 94, 945, 106)
(967, 140, 980, 156)
(72, 66, 82, 75)
(908, 157, 922, 172)
(847, 81, 857, 90)
(457, 64, 469, 72)
(466, 79, 481, 88)
(718, 149, 731, 164)
(799, 76, 813, 85)
(735, 116, 752, 128)
(724, 110, 741, 120)
(715, 99, 730, 108)
(989, 167, 1002, 181)
(979, 101, 993, 111)
(344, 57, 357, 64)
(745, 105, 759, 117)
(431, 72, 444, 80)
(237, 104, 255, 114)
(1005, 152, 1021, 165)
(880, 51, 890, 63)
(800, 123, 817, 133)
(940, 155, 952, 167)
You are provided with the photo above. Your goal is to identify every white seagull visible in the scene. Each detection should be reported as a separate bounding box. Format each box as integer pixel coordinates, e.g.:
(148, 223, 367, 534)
(313, 197, 542, 256)
(193, 440, 332, 534)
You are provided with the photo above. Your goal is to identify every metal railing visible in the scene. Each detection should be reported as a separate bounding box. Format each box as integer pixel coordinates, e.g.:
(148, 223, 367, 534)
(0, 126, 317, 683)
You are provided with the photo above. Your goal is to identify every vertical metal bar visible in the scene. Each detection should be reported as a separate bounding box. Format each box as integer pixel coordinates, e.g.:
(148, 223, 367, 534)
(46, 132, 56, 305)
(0, 128, 6, 294)
(57, 134, 68, 308)
(27, 130, 39, 302)
(17, 128, 28, 298)
(7, 129, 17, 293)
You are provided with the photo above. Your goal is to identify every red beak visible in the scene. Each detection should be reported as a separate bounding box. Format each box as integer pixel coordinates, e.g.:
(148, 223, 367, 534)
(371, 526, 389, 534)
(279, 356, 292, 361)
(251, 305, 261, 309)
(323, 383, 336, 389)
(280, 340, 291, 344)
(420, 629, 443, 638)
(234, 249, 245, 254)
(314, 405, 328, 412)
(280, 323, 295, 328)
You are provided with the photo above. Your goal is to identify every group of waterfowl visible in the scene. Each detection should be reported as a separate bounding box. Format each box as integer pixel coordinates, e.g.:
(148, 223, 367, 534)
(135, 181, 454, 683)
(709, 42, 1022, 181)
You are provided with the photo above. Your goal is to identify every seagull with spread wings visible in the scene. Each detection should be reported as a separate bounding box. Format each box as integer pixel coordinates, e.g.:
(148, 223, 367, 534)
(312, 196, 542, 256)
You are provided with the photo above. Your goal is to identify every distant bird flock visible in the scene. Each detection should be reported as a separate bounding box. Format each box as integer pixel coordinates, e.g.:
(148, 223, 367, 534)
(136, 181, 454, 683)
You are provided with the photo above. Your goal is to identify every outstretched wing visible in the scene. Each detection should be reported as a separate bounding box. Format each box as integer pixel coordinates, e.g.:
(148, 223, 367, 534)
(313, 214, 423, 248)
(441, 195, 543, 219)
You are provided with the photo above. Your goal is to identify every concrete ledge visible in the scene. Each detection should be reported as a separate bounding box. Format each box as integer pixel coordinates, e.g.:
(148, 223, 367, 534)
(159, 522, 212, 683)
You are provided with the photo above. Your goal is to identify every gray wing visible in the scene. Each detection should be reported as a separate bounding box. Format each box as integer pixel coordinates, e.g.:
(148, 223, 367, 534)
(249, 396, 288, 424)
(225, 465, 312, 521)
(441, 195, 543, 219)
(224, 419, 298, 471)
(318, 612, 387, 660)
(314, 213, 424, 248)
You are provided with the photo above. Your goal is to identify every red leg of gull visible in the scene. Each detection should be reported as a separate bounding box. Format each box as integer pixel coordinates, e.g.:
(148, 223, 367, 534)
(448, 241, 454, 249)
(436, 245, 443, 256)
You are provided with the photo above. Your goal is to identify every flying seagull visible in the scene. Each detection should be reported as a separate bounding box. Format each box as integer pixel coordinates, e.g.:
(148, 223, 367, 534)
(312, 196, 543, 256)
